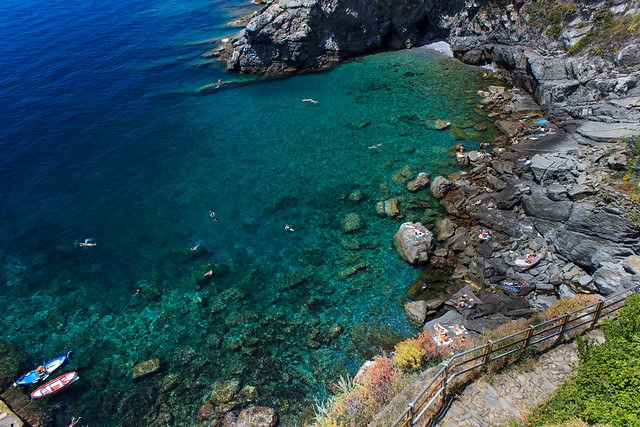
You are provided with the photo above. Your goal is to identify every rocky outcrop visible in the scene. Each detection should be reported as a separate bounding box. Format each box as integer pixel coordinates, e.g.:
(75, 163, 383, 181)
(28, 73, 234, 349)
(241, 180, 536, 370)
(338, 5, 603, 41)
(394, 222, 434, 264)
(224, 0, 458, 73)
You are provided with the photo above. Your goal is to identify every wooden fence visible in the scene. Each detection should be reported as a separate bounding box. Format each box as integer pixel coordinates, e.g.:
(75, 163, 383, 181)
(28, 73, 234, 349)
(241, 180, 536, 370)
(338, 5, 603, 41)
(390, 286, 639, 427)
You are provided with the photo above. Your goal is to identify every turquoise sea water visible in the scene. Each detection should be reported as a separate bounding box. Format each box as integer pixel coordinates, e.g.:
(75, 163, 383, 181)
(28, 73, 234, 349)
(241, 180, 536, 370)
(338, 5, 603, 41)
(0, 0, 501, 424)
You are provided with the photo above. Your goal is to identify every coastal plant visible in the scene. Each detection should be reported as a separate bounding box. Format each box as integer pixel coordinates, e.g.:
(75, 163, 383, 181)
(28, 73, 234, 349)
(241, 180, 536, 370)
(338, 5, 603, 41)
(525, 0, 577, 36)
(593, 7, 614, 29)
(525, 294, 640, 426)
(361, 356, 403, 403)
(569, 34, 592, 53)
(310, 357, 409, 426)
(311, 381, 367, 426)
(541, 295, 600, 320)
(392, 331, 446, 371)
(393, 339, 425, 370)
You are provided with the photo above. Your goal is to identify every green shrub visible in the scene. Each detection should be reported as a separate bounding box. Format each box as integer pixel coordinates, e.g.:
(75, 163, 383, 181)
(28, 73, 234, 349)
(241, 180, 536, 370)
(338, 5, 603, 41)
(547, 24, 563, 37)
(526, 294, 640, 426)
(569, 34, 592, 53)
(594, 8, 614, 29)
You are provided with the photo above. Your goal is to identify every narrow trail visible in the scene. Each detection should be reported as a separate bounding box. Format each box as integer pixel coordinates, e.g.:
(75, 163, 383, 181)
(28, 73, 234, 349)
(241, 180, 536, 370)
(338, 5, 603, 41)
(434, 331, 603, 427)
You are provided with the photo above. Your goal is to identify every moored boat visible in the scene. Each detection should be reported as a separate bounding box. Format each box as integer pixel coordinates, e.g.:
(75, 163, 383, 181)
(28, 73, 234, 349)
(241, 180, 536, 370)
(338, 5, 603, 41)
(13, 351, 72, 387)
(30, 371, 79, 399)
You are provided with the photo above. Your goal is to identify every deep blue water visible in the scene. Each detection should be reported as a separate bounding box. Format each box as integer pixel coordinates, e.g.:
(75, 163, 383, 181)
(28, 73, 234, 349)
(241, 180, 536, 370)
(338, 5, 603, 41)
(0, 0, 501, 424)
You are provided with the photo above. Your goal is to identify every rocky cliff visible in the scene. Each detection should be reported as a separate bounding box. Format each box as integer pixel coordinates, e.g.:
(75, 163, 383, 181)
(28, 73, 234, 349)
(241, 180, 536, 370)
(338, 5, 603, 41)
(225, 0, 640, 138)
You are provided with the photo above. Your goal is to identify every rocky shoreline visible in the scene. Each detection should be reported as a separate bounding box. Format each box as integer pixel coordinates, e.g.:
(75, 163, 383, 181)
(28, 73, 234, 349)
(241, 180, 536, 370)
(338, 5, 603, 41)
(398, 83, 640, 341)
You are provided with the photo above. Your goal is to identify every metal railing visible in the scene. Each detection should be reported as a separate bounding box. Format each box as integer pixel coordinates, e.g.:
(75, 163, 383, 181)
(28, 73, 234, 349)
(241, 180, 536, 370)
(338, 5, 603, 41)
(390, 285, 639, 427)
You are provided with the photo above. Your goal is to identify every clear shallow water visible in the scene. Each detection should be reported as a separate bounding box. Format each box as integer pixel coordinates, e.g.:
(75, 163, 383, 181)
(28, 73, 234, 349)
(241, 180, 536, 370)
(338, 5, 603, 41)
(0, 0, 501, 424)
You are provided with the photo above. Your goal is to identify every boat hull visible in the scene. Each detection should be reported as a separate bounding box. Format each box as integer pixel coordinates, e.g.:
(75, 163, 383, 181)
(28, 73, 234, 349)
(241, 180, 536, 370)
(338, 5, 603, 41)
(13, 352, 72, 387)
(30, 371, 79, 399)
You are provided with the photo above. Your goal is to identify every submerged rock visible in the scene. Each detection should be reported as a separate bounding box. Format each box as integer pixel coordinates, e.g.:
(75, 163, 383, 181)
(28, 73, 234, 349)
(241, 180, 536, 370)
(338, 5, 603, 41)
(341, 212, 365, 233)
(132, 358, 161, 380)
(236, 406, 278, 427)
(407, 172, 430, 192)
(392, 164, 414, 185)
(384, 198, 401, 217)
(211, 378, 241, 406)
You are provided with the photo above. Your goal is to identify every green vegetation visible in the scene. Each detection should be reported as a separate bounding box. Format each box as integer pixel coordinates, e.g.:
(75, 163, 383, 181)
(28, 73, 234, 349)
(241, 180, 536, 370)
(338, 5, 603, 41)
(525, 1, 578, 35)
(568, 34, 592, 53)
(526, 293, 640, 426)
(524, 0, 640, 53)
(570, 10, 640, 53)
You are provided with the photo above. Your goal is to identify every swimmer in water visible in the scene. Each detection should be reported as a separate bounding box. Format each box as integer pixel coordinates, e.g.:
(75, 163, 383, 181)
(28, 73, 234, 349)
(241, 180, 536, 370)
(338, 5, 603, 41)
(190, 242, 201, 251)
(76, 238, 96, 247)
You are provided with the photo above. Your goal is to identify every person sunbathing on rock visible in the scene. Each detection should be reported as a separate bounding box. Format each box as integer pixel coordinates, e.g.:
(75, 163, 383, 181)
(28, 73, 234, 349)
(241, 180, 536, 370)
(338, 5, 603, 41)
(434, 323, 448, 335)
(525, 252, 540, 263)
(456, 294, 467, 309)
(479, 230, 492, 240)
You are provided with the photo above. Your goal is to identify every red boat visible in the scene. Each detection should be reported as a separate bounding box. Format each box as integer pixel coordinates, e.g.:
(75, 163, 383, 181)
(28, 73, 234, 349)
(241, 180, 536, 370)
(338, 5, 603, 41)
(30, 371, 79, 399)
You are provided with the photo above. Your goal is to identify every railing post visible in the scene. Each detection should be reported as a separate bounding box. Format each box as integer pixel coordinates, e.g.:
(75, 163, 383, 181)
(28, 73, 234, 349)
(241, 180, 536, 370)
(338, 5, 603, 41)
(407, 402, 414, 427)
(482, 340, 493, 365)
(441, 362, 449, 398)
(590, 300, 604, 329)
(523, 325, 534, 348)
(556, 313, 570, 342)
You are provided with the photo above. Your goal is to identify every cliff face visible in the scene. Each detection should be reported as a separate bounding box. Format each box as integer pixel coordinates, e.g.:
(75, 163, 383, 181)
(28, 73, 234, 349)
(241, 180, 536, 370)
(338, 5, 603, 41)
(225, 0, 447, 73)
(224, 0, 538, 73)
(225, 0, 640, 137)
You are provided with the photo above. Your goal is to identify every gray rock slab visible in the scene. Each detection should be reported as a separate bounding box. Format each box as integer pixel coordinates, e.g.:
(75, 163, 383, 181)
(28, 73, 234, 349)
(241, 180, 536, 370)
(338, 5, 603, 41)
(623, 255, 640, 275)
(464, 313, 510, 334)
(576, 121, 640, 142)
(423, 310, 464, 335)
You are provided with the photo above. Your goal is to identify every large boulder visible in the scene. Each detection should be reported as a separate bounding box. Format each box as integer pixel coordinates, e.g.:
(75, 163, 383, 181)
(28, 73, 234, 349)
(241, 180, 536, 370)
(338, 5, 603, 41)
(394, 222, 433, 264)
(435, 217, 455, 241)
(521, 185, 573, 222)
(623, 255, 640, 275)
(591, 262, 635, 295)
(430, 176, 453, 199)
(407, 172, 430, 192)
(404, 300, 428, 329)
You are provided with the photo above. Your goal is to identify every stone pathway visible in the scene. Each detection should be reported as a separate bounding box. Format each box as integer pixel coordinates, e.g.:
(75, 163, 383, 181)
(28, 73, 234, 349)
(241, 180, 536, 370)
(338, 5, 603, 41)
(0, 398, 23, 427)
(435, 333, 598, 427)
